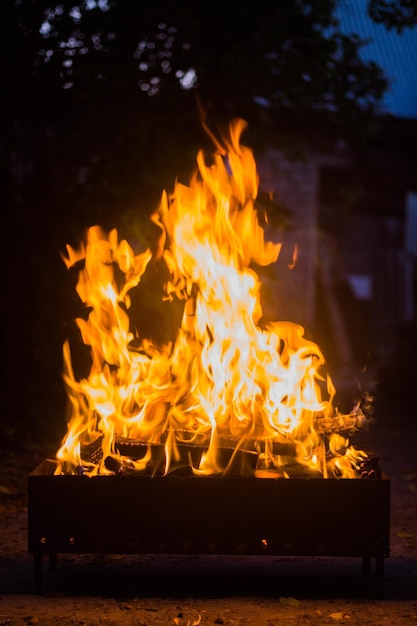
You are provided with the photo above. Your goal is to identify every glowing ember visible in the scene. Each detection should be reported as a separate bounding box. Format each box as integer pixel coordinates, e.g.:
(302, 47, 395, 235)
(56, 119, 368, 478)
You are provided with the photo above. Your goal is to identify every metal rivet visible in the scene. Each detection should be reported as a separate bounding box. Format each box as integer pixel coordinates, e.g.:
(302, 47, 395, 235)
(69, 537, 76, 545)
(40, 537, 47, 544)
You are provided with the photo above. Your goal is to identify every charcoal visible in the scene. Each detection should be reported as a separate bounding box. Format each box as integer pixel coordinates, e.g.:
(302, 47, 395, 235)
(115, 437, 150, 460)
(104, 456, 137, 475)
(80, 437, 104, 465)
(357, 447, 381, 480)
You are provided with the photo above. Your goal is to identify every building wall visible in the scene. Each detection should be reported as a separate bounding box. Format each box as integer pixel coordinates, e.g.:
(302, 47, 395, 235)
(257, 150, 319, 332)
(256, 120, 417, 397)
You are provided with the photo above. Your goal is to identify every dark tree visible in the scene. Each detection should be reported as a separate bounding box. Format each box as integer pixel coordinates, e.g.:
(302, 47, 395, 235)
(368, 0, 417, 32)
(4, 0, 391, 251)
(2, 0, 390, 442)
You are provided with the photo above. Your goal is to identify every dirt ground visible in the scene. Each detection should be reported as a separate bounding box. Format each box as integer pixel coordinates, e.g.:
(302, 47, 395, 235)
(1, 384, 416, 625)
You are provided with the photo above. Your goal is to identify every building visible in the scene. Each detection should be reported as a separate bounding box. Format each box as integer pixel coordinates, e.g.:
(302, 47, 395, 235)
(257, 4, 417, 398)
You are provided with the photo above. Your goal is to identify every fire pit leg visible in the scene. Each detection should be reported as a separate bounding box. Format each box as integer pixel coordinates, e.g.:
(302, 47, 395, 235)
(375, 552, 385, 598)
(362, 553, 385, 597)
(49, 552, 57, 572)
(33, 552, 57, 594)
(362, 556, 371, 575)
(33, 552, 43, 595)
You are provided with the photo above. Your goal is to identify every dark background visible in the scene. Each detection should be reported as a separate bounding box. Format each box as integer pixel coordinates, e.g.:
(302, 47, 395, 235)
(2, 0, 417, 450)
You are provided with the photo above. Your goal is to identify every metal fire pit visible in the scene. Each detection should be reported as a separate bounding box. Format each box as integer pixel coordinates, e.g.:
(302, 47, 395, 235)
(28, 459, 390, 596)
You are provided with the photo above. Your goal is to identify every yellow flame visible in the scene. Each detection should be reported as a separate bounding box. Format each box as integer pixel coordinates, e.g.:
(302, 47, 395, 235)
(56, 119, 368, 478)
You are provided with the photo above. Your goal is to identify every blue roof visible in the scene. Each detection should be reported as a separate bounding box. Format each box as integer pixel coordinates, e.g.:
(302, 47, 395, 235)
(335, 0, 417, 119)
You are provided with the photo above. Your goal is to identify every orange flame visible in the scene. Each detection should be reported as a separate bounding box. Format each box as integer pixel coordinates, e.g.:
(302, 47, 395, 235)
(56, 119, 368, 478)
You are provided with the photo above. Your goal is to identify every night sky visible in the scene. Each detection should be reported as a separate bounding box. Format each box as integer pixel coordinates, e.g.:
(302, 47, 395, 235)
(336, 0, 417, 119)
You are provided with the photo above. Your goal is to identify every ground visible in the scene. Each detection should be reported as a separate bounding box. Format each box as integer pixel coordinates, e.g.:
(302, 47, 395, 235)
(1, 383, 416, 625)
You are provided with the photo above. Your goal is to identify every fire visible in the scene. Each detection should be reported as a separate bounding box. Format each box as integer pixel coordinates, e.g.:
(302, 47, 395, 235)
(56, 119, 368, 478)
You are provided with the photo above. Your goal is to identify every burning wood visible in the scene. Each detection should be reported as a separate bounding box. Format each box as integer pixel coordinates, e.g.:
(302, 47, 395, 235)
(76, 435, 379, 479)
(55, 119, 370, 479)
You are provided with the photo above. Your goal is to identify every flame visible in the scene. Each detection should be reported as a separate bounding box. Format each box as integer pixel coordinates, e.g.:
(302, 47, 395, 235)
(56, 119, 368, 478)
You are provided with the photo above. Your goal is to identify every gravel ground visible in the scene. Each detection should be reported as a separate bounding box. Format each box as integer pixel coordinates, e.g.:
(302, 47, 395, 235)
(1, 385, 416, 625)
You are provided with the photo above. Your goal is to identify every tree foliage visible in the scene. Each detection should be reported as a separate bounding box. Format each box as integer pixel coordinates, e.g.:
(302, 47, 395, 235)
(368, 0, 417, 32)
(5, 0, 390, 230)
(11, 1, 388, 127)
